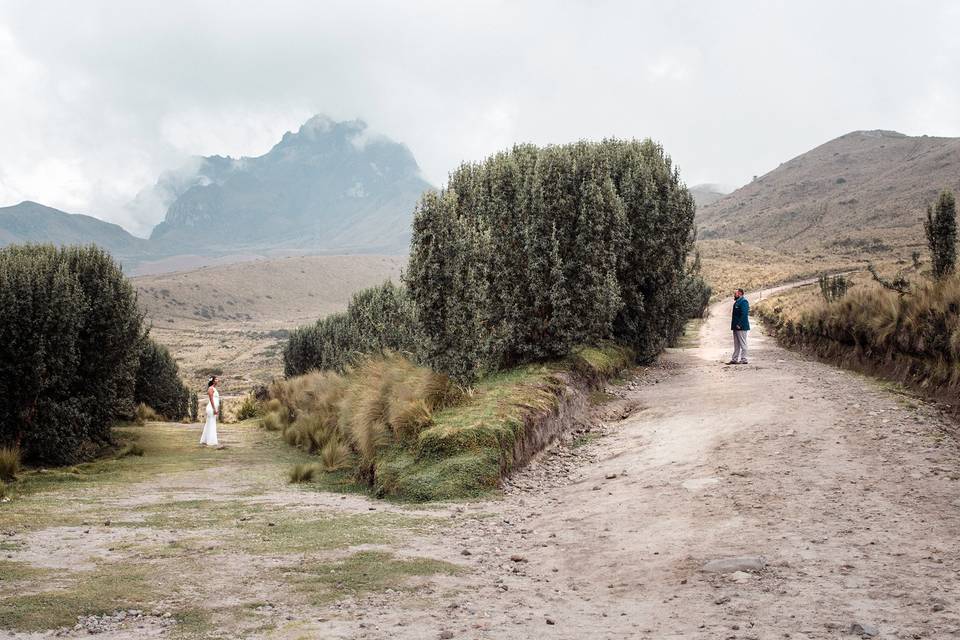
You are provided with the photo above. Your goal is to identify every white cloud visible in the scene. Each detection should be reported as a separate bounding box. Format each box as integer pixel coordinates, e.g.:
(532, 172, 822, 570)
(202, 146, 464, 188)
(0, 0, 958, 235)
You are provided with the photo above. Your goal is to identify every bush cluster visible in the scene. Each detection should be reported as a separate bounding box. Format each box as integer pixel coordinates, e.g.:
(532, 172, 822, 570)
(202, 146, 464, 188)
(0, 245, 187, 465)
(407, 140, 706, 381)
(285, 140, 709, 382)
(283, 281, 417, 377)
(134, 338, 190, 420)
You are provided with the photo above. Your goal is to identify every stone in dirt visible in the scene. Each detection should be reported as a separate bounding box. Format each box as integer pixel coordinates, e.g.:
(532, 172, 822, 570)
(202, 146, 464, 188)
(702, 556, 766, 573)
(850, 622, 879, 637)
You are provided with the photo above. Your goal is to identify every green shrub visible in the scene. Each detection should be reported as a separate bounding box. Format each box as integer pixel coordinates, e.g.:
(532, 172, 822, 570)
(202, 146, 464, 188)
(189, 393, 199, 422)
(235, 394, 261, 421)
(0, 245, 143, 465)
(283, 281, 417, 377)
(818, 274, 850, 302)
(0, 447, 20, 482)
(134, 338, 189, 420)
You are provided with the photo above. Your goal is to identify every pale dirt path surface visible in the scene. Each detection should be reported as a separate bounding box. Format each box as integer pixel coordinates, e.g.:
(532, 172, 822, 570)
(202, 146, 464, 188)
(4, 294, 960, 640)
(375, 295, 960, 640)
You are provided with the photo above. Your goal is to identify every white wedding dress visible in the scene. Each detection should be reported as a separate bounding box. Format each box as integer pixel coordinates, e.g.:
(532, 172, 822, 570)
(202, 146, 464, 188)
(200, 388, 220, 446)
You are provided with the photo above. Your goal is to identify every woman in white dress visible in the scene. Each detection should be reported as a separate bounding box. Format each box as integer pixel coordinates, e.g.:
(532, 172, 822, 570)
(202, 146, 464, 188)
(200, 376, 221, 447)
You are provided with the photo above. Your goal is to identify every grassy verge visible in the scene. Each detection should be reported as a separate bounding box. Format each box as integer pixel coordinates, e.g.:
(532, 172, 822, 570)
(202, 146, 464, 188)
(273, 343, 635, 502)
(757, 272, 960, 409)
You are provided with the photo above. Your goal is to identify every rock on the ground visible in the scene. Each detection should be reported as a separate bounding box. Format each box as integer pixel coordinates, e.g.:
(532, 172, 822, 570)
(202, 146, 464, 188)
(702, 556, 767, 573)
(851, 622, 879, 637)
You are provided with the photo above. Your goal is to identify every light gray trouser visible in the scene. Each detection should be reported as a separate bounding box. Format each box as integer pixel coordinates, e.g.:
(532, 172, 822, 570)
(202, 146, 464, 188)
(732, 330, 749, 362)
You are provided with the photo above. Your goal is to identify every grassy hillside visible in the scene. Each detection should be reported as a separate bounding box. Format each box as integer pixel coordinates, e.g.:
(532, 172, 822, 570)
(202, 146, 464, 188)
(134, 255, 405, 395)
(698, 130, 960, 256)
(694, 130, 960, 293)
(0, 201, 147, 260)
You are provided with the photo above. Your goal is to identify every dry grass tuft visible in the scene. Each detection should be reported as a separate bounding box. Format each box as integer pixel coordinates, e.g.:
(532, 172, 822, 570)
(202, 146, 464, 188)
(288, 463, 319, 484)
(134, 403, 160, 425)
(269, 352, 461, 487)
(259, 412, 285, 432)
(117, 443, 145, 458)
(319, 437, 352, 472)
(0, 447, 20, 483)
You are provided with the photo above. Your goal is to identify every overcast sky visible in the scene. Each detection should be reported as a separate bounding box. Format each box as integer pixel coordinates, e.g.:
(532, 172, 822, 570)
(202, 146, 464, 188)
(1, 0, 958, 236)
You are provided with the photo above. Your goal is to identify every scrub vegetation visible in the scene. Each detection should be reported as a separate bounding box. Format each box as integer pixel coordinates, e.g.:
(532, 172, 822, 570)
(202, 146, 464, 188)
(277, 140, 707, 499)
(757, 189, 960, 408)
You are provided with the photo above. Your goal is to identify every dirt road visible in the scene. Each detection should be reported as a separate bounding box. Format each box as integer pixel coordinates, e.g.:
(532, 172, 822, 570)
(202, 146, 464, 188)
(3, 294, 959, 639)
(392, 294, 960, 639)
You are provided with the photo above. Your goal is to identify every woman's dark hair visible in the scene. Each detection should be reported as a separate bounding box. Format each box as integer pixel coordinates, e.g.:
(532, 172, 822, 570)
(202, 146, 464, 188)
(207, 376, 218, 388)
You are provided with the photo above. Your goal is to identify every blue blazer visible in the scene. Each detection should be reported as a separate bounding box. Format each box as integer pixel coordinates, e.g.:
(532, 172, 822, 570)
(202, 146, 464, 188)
(732, 297, 750, 331)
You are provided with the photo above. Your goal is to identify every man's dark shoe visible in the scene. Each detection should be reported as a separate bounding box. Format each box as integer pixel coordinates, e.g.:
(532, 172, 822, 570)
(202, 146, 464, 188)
(739, 360, 749, 364)
(725, 360, 739, 365)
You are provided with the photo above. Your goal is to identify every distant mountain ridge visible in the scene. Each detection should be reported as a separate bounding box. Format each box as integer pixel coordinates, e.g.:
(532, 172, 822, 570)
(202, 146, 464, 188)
(149, 116, 432, 254)
(690, 184, 732, 209)
(697, 130, 960, 253)
(0, 201, 147, 260)
(0, 116, 433, 265)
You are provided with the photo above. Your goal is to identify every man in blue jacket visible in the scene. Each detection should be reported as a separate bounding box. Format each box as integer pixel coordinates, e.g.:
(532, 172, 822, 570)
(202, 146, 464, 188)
(728, 288, 750, 364)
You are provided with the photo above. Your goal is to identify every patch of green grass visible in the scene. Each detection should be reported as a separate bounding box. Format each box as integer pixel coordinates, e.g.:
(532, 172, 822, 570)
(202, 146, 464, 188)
(0, 560, 51, 582)
(568, 343, 635, 380)
(168, 608, 214, 640)
(370, 365, 562, 502)
(0, 564, 153, 631)
(9, 420, 315, 498)
(237, 512, 440, 554)
(366, 343, 634, 502)
(375, 448, 502, 502)
(133, 499, 255, 530)
(283, 551, 463, 604)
